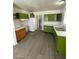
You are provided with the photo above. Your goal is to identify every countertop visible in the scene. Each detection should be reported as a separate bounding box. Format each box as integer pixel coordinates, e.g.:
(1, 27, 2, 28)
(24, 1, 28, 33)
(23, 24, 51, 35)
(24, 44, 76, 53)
(53, 25, 66, 37)
(15, 27, 25, 31)
(43, 21, 66, 37)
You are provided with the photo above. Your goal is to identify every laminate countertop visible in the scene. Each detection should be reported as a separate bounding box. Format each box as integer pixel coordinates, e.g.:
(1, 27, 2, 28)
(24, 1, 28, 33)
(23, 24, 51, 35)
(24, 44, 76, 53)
(53, 25, 66, 37)
(15, 27, 25, 31)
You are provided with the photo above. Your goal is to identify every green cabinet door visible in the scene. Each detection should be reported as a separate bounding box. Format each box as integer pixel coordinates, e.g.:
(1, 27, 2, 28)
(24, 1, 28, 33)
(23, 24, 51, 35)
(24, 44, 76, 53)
(56, 14, 62, 21)
(48, 14, 56, 21)
(56, 36, 66, 55)
(16, 13, 29, 19)
(44, 14, 56, 21)
(44, 26, 53, 33)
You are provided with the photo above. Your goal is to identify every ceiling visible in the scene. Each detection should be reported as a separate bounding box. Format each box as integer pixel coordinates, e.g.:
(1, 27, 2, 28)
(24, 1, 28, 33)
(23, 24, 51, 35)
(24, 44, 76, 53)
(14, 0, 65, 12)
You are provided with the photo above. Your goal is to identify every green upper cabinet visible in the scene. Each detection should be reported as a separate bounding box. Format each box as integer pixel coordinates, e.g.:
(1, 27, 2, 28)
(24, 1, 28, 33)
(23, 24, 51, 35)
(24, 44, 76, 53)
(48, 14, 56, 21)
(44, 14, 62, 21)
(56, 14, 62, 21)
(44, 14, 56, 21)
(15, 13, 29, 19)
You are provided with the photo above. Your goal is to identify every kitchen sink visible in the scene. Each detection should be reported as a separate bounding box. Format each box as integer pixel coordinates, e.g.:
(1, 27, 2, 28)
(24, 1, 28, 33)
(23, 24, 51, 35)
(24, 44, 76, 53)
(55, 27, 66, 31)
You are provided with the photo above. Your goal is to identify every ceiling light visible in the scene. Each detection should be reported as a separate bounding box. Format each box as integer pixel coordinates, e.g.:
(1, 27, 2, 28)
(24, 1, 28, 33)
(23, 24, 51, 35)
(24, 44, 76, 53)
(56, 0, 65, 5)
(59, 1, 64, 4)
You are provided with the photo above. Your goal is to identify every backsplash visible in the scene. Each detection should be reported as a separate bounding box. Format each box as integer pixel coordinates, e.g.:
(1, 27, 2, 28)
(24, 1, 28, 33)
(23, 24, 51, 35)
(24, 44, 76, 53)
(14, 19, 23, 29)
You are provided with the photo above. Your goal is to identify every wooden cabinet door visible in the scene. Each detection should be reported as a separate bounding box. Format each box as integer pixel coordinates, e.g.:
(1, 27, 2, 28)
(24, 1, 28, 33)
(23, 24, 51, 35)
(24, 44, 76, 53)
(15, 28, 26, 42)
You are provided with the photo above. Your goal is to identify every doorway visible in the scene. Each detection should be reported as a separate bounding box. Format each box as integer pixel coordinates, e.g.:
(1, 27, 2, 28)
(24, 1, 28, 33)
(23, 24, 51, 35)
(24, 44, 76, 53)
(36, 15, 42, 30)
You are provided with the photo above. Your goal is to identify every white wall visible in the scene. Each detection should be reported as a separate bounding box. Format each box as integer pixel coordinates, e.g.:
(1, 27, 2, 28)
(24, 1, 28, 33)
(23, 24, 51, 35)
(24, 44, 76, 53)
(13, 20, 17, 46)
(60, 6, 66, 25)
(13, 29, 17, 46)
(63, 12, 66, 25)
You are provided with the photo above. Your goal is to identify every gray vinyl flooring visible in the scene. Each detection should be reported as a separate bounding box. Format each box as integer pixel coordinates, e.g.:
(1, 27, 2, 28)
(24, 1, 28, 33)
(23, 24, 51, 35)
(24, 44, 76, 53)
(13, 30, 66, 59)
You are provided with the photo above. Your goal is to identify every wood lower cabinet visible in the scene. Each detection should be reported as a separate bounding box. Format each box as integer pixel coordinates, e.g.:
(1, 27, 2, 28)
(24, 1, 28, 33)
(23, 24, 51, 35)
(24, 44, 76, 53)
(15, 28, 27, 42)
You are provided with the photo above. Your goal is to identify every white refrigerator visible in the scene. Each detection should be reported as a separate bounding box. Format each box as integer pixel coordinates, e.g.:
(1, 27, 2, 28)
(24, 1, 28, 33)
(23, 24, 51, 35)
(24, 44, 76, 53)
(28, 18, 37, 32)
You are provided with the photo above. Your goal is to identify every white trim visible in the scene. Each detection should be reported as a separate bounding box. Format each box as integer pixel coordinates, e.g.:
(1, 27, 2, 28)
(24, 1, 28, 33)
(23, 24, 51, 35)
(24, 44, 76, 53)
(13, 26, 17, 46)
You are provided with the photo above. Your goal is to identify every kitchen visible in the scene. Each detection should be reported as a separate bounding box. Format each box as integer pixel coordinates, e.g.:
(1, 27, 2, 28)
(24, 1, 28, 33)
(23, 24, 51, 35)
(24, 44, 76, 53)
(13, 0, 66, 59)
